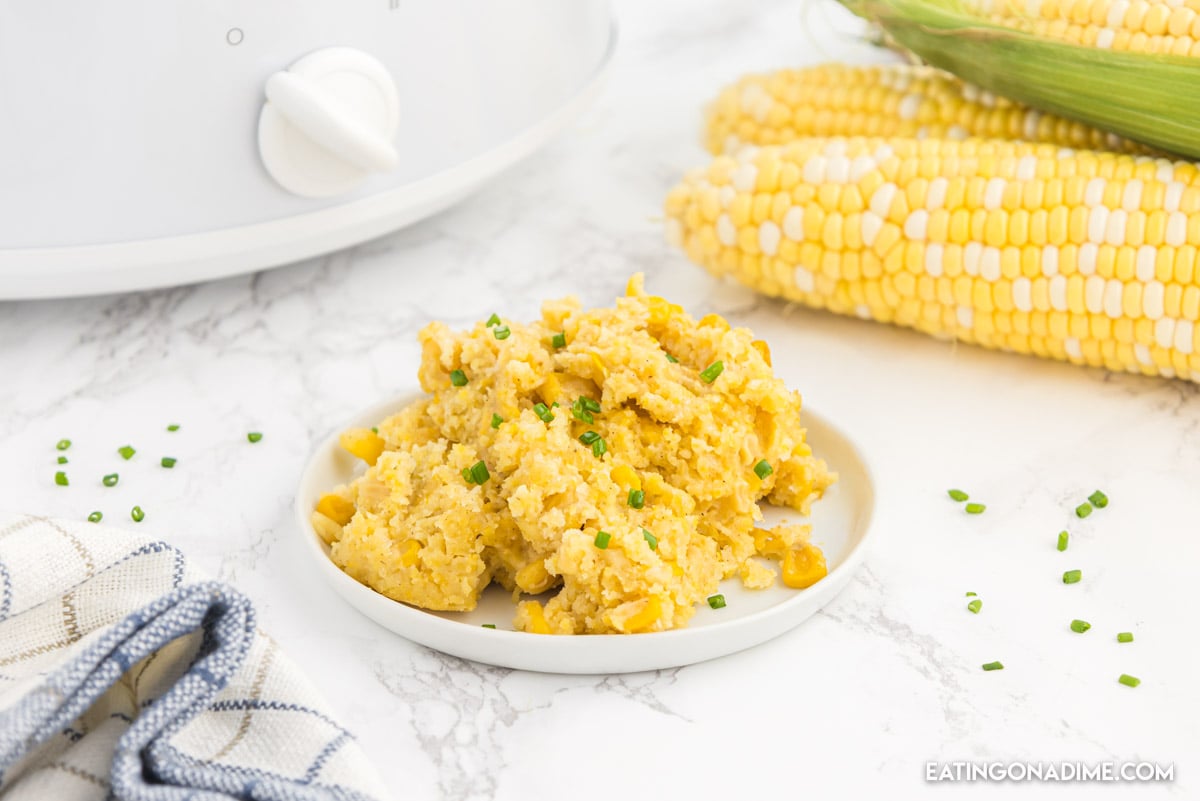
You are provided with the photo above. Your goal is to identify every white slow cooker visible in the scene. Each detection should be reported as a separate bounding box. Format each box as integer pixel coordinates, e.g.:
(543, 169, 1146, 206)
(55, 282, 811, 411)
(0, 1, 615, 299)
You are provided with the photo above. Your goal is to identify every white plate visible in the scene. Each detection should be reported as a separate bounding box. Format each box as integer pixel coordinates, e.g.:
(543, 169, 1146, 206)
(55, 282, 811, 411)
(295, 392, 876, 674)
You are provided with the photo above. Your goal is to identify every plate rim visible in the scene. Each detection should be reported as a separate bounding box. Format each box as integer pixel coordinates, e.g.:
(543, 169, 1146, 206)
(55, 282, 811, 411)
(294, 390, 877, 664)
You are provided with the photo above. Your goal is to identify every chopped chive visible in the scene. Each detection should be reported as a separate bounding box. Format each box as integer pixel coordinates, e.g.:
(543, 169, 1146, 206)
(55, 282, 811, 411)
(1070, 619, 1091, 633)
(965, 591, 977, 597)
(965, 502, 986, 514)
(57, 455, 68, 464)
(967, 599, 982, 614)
(491, 413, 504, 429)
(533, 402, 555, 423)
(753, 459, 773, 480)
(628, 489, 645, 509)
(102, 473, 119, 487)
(981, 661, 1004, 671)
(482, 623, 497, 629)
(1075, 502, 1092, 518)
(118, 445, 136, 460)
(54, 471, 68, 486)
(167, 424, 180, 432)
(161, 457, 177, 468)
(707, 594, 727, 609)
(571, 398, 593, 424)
(579, 431, 600, 445)
(1118, 674, 1141, 688)
(665, 353, 679, 363)
(581, 397, 601, 413)
(462, 467, 473, 483)
(130, 506, 145, 522)
(469, 461, 490, 485)
(1117, 632, 1134, 643)
(591, 437, 607, 458)
(485, 313, 501, 327)
(1088, 490, 1108, 508)
(947, 488, 969, 502)
(642, 528, 657, 550)
(87, 511, 102, 523)
(1057, 530, 1069, 551)
(493, 325, 511, 340)
(449, 369, 468, 387)
(699, 360, 724, 384)
(594, 531, 611, 549)
(247, 432, 263, 443)
(371, 427, 379, 434)
(56, 439, 71, 451)
(551, 332, 566, 349)
(1063, 569, 1082, 584)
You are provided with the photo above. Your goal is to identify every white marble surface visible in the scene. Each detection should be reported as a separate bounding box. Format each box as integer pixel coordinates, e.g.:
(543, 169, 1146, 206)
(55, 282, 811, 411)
(2, 1, 1197, 798)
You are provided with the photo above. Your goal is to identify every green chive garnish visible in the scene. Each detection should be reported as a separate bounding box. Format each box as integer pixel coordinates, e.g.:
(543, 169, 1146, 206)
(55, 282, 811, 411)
(1057, 530, 1069, 552)
(167, 424, 180, 432)
(551, 332, 566, 349)
(482, 623, 497, 629)
(967, 599, 982, 614)
(371, 427, 378, 434)
(102, 473, 119, 487)
(1075, 503, 1092, 518)
(449, 369, 467, 387)
(486, 313, 501, 327)
(579, 431, 600, 445)
(1063, 569, 1082, 584)
(131, 506, 145, 522)
(947, 488, 969, 501)
(57, 456, 68, 465)
(981, 661, 1004, 671)
(628, 489, 645, 509)
(118, 445, 136, 460)
(665, 353, 679, 363)
(591, 437, 607, 458)
(571, 399, 593, 424)
(753, 459, 773, 480)
(707, 594, 726, 609)
(594, 531, 611, 549)
(462, 467, 473, 483)
(1088, 490, 1108, 508)
(1117, 632, 1134, 643)
(1070, 619, 1091, 633)
(965, 502, 986, 514)
(87, 511, 102, 523)
(493, 325, 511, 340)
(56, 439, 71, 451)
(491, 413, 504, 429)
(642, 529, 657, 550)
(965, 591, 977, 597)
(54, 471, 68, 486)
(247, 432, 263, 443)
(582, 397, 601, 413)
(533, 402, 554, 423)
(699, 361, 724, 383)
(161, 457, 177, 468)
(470, 461, 490, 485)
(1118, 674, 1141, 688)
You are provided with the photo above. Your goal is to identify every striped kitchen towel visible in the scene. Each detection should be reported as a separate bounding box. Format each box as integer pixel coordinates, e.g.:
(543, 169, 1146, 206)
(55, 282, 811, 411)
(0, 513, 391, 801)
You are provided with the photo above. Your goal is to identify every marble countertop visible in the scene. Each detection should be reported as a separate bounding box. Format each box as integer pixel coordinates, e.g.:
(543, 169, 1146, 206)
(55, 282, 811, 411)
(2, 1, 1196, 798)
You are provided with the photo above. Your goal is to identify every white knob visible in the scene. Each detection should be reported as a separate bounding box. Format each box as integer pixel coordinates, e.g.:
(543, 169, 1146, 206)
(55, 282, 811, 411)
(258, 47, 400, 198)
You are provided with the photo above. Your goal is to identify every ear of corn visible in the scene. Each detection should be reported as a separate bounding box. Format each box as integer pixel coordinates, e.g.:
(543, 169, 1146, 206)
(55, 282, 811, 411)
(665, 136, 1200, 382)
(705, 64, 1144, 156)
(841, 0, 1200, 158)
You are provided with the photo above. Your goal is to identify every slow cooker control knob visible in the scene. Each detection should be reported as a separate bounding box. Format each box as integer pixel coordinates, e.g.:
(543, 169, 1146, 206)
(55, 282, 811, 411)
(258, 47, 400, 198)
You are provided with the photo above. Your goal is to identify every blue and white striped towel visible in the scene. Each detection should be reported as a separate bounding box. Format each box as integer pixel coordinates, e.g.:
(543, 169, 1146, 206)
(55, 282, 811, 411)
(0, 513, 390, 801)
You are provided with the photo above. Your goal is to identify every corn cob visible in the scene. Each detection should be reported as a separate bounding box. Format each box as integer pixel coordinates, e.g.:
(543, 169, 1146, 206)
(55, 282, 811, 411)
(705, 64, 1145, 157)
(841, 0, 1200, 158)
(665, 137, 1200, 381)
(962, 0, 1200, 55)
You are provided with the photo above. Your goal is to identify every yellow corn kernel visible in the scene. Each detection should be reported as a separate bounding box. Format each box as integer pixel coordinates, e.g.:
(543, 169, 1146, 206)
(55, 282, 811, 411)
(698, 312, 730, 330)
(751, 339, 772, 365)
(610, 465, 642, 491)
(315, 493, 355, 526)
(519, 601, 552, 635)
(647, 296, 683, 324)
(589, 352, 608, 379)
(616, 596, 663, 633)
(782, 542, 829, 589)
(400, 539, 421, 568)
(515, 560, 554, 593)
(339, 428, 385, 466)
(753, 528, 789, 559)
(539, 373, 564, 405)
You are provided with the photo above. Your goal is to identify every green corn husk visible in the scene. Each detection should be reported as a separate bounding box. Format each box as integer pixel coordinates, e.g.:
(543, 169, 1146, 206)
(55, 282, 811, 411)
(840, 0, 1200, 159)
